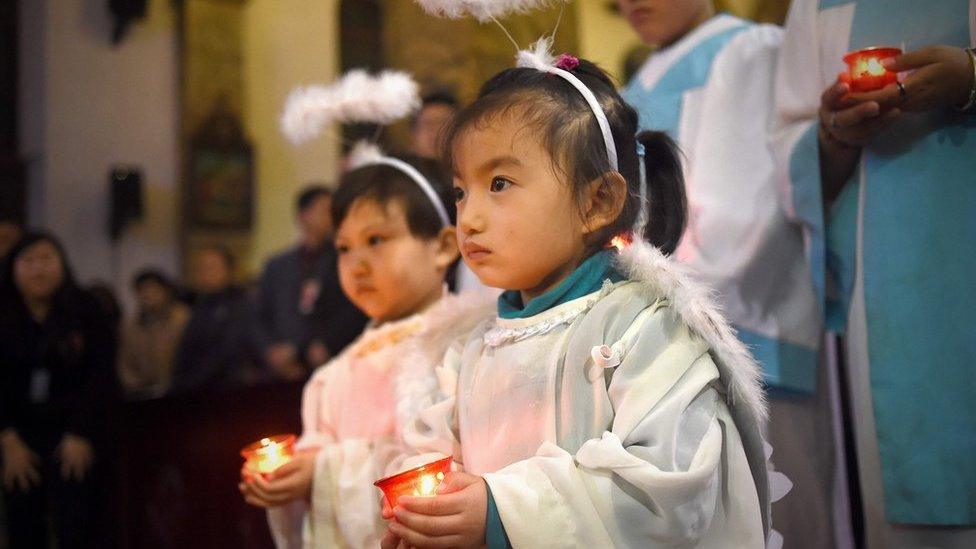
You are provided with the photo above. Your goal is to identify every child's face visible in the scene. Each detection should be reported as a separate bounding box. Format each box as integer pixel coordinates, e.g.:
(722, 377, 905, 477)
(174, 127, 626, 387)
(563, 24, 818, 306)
(336, 198, 455, 323)
(452, 114, 591, 300)
(617, 0, 714, 47)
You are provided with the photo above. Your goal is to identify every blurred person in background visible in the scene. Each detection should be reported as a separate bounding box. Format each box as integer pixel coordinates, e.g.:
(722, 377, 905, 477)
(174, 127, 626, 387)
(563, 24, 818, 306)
(0, 232, 119, 548)
(172, 246, 259, 392)
(117, 269, 190, 397)
(411, 92, 459, 160)
(255, 185, 367, 381)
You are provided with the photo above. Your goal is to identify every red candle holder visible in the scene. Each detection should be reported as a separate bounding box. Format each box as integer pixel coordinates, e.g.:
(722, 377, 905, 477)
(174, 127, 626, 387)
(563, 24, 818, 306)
(374, 456, 453, 508)
(241, 434, 296, 475)
(842, 46, 902, 92)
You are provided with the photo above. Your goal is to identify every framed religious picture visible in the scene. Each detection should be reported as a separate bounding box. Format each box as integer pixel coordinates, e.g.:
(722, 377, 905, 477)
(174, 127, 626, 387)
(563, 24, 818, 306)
(186, 105, 254, 230)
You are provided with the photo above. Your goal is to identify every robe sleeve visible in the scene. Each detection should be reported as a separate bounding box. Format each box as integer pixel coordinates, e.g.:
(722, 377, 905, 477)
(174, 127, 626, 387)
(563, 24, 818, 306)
(770, 0, 832, 312)
(269, 358, 434, 549)
(482, 306, 763, 547)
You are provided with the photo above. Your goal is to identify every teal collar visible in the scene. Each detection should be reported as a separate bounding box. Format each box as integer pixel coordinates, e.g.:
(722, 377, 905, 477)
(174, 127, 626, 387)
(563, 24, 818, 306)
(498, 250, 625, 319)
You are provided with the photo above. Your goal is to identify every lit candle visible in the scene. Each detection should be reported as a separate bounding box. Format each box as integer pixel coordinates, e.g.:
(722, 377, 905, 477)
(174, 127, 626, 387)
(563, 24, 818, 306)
(610, 232, 633, 251)
(374, 456, 453, 508)
(842, 47, 902, 93)
(241, 434, 297, 475)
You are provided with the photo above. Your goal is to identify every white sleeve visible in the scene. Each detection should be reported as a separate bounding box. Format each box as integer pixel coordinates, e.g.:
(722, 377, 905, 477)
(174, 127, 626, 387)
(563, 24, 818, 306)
(483, 308, 763, 548)
(266, 367, 338, 548)
(771, 0, 825, 224)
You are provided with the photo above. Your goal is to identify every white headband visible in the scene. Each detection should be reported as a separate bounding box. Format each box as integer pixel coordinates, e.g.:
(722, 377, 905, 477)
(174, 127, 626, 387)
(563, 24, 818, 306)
(348, 142, 451, 228)
(518, 39, 651, 235)
(516, 39, 618, 172)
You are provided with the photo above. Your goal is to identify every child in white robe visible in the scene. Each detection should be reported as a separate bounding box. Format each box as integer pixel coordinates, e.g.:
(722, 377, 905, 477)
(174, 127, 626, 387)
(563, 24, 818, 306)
(239, 155, 493, 548)
(380, 46, 776, 549)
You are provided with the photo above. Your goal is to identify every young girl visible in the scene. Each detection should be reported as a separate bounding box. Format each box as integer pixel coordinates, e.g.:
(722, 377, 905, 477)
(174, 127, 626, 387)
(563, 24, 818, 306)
(239, 152, 494, 548)
(381, 46, 773, 548)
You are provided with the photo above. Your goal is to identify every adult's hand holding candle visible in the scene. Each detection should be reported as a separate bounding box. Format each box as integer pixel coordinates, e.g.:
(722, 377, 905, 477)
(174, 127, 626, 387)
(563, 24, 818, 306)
(842, 46, 976, 114)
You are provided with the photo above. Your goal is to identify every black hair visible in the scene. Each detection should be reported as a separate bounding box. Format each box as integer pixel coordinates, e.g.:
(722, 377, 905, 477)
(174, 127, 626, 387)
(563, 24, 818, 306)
(332, 155, 456, 240)
(442, 58, 686, 255)
(412, 92, 460, 128)
(332, 155, 458, 286)
(421, 92, 459, 111)
(296, 184, 333, 214)
(132, 268, 177, 294)
(0, 231, 81, 322)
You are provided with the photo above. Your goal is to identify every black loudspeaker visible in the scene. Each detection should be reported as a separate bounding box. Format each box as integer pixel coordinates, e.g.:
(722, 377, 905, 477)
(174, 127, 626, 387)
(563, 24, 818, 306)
(110, 166, 143, 241)
(108, 0, 148, 45)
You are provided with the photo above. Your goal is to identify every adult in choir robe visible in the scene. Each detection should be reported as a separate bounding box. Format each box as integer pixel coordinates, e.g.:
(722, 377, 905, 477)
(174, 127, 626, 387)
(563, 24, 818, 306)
(771, 0, 976, 546)
(618, 2, 838, 546)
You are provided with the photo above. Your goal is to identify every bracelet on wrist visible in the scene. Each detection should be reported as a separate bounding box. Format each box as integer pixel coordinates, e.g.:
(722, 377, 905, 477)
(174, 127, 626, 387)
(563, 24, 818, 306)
(955, 47, 976, 113)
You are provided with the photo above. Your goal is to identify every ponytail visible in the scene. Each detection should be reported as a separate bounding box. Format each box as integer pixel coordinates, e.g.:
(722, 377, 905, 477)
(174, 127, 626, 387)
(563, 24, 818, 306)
(636, 130, 686, 255)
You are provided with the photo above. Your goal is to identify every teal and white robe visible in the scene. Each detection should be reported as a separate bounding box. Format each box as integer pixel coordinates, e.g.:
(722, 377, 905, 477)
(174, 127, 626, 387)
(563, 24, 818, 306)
(623, 14, 822, 394)
(772, 0, 976, 529)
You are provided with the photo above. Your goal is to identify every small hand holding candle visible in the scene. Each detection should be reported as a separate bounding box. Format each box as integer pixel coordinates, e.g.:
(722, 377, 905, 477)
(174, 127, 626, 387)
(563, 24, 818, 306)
(382, 470, 488, 549)
(239, 434, 316, 509)
(374, 456, 453, 509)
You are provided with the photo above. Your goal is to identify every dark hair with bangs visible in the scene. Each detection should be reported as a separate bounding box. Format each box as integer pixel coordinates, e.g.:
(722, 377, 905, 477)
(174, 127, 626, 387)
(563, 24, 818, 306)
(331, 155, 455, 239)
(442, 58, 686, 255)
(332, 155, 458, 287)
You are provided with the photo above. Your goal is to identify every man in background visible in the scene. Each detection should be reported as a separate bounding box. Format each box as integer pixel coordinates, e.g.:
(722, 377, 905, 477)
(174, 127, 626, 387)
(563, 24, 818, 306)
(255, 185, 366, 381)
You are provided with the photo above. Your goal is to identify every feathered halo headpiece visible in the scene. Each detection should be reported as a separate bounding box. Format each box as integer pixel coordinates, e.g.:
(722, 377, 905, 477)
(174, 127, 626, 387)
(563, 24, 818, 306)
(280, 70, 450, 227)
(414, 0, 569, 23)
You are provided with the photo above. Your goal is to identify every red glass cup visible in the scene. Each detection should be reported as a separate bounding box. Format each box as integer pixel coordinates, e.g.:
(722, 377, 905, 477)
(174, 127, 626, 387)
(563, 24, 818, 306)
(842, 46, 902, 92)
(374, 456, 453, 508)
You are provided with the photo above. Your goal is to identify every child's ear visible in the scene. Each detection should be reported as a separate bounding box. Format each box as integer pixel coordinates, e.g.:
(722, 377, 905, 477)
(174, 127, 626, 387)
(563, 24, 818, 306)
(582, 172, 627, 235)
(433, 226, 460, 270)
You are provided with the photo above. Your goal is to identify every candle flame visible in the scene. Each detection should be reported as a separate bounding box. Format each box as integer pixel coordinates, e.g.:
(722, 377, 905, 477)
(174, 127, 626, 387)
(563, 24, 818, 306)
(855, 57, 887, 77)
(246, 437, 293, 474)
(611, 235, 630, 251)
(413, 471, 446, 497)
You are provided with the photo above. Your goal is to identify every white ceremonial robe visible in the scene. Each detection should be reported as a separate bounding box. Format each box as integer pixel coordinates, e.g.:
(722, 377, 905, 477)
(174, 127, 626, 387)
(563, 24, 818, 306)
(267, 292, 494, 549)
(398, 242, 784, 548)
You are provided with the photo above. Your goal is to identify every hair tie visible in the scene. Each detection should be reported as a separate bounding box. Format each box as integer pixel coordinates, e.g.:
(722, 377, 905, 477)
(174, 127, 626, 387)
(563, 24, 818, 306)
(555, 54, 579, 71)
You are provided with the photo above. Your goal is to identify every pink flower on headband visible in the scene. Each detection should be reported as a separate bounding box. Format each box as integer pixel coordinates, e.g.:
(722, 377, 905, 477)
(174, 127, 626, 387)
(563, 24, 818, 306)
(555, 54, 580, 71)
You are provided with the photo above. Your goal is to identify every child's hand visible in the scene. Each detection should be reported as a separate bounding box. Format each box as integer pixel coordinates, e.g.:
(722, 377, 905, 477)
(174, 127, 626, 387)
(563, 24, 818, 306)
(386, 472, 488, 548)
(380, 530, 407, 549)
(239, 450, 316, 508)
(847, 46, 974, 112)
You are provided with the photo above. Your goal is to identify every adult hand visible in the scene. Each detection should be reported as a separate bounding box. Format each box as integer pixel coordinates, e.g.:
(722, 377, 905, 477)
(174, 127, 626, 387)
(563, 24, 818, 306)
(819, 78, 901, 148)
(1, 430, 41, 493)
(850, 46, 974, 112)
(57, 433, 94, 482)
(265, 343, 304, 380)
